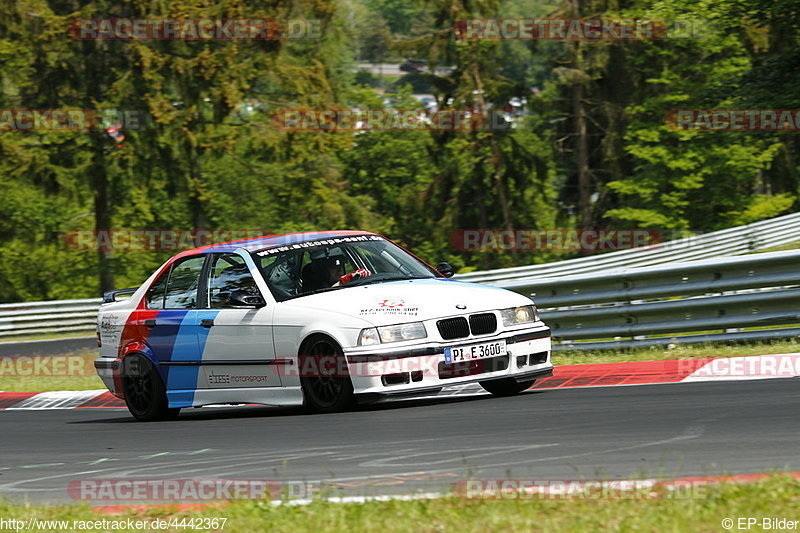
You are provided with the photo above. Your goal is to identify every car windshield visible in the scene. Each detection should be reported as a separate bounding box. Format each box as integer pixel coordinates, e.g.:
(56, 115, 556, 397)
(251, 235, 438, 301)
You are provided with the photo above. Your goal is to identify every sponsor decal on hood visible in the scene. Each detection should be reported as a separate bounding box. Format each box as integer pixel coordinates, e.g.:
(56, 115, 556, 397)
(359, 298, 419, 317)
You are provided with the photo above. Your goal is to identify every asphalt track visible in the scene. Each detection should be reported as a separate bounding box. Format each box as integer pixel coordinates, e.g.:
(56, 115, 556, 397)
(1, 378, 798, 504)
(0, 337, 95, 357)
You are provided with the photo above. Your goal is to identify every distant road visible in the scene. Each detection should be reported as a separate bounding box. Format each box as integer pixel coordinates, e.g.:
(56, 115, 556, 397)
(353, 63, 456, 76)
(0, 336, 95, 356)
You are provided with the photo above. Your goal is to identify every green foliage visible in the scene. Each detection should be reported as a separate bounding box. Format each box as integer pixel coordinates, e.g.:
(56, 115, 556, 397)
(0, 0, 799, 302)
(729, 193, 796, 225)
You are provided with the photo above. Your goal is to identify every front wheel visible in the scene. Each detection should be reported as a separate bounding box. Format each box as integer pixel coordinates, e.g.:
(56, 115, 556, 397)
(480, 377, 536, 397)
(299, 336, 355, 413)
(121, 355, 180, 422)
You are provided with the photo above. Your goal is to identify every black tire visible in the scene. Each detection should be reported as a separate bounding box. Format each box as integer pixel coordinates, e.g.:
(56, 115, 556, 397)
(299, 336, 355, 413)
(121, 354, 180, 422)
(480, 377, 536, 397)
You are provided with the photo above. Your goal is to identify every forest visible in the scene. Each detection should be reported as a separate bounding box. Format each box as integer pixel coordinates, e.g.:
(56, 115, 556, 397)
(0, 0, 797, 302)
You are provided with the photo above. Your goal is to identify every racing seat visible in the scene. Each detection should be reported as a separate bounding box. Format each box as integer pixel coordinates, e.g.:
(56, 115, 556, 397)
(301, 260, 331, 293)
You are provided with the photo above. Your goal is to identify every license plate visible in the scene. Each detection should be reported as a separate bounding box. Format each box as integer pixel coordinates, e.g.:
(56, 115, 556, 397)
(444, 340, 507, 364)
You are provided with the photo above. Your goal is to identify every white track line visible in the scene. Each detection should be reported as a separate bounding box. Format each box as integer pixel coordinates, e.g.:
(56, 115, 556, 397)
(6, 390, 106, 410)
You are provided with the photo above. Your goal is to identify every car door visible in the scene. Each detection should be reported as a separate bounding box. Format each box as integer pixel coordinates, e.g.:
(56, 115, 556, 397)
(197, 252, 282, 389)
(142, 254, 208, 406)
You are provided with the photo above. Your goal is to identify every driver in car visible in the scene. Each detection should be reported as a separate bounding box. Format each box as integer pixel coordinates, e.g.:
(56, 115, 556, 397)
(324, 255, 371, 286)
(303, 251, 372, 292)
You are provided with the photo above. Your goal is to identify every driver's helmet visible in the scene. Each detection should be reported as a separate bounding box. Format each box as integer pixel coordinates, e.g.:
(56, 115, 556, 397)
(310, 249, 346, 279)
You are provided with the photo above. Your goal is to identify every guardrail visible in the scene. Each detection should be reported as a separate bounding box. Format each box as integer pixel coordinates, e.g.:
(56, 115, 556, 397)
(0, 299, 101, 339)
(1, 212, 799, 344)
(514, 249, 800, 350)
(456, 211, 800, 283)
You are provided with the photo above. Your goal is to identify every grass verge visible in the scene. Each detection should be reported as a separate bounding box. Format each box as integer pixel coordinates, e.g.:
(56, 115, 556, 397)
(0, 475, 797, 532)
(749, 240, 800, 253)
(0, 352, 103, 392)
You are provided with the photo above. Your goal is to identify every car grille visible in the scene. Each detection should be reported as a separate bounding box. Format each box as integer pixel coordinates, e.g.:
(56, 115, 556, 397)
(437, 313, 498, 339)
(437, 317, 470, 340)
(469, 313, 497, 335)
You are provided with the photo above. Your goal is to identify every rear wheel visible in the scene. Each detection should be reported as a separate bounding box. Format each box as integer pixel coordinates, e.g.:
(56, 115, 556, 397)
(300, 336, 355, 413)
(480, 377, 535, 397)
(122, 355, 180, 422)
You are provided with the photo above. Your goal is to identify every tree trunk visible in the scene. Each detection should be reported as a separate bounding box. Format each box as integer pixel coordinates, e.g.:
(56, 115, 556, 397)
(90, 130, 114, 294)
(472, 65, 513, 236)
(574, 75, 591, 229)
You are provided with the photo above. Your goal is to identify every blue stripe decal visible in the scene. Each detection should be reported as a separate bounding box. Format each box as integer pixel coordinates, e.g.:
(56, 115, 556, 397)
(167, 390, 196, 406)
(194, 310, 220, 360)
(149, 310, 191, 363)
(147, 310, 190, 387)
(164, 309, 220, 408)
(164, 311, 201, 406)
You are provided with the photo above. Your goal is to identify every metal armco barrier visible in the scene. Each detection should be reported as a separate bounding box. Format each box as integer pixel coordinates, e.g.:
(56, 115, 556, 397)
(456, 211, 800, 283)
(512, 249, 800, 350)
(0, 298, 101, 338)
(0, 212, 799, 347)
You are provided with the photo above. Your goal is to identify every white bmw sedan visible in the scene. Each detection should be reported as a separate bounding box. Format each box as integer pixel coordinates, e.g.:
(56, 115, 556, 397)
(95, 231, 553, 421)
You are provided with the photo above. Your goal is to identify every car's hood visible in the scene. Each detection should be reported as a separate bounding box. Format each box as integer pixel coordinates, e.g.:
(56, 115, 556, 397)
(279, 278, 532, 325)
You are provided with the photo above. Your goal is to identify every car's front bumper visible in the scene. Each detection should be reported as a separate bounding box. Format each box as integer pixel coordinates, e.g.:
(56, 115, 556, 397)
(356, 367, 554, 404)
(343, 326, 553, 396)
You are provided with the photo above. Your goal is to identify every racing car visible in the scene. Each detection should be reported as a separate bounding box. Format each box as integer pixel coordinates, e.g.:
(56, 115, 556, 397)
(95, 231, 553, 421)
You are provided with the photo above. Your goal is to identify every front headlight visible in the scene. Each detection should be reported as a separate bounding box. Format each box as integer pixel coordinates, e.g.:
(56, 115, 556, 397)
(358, 322, 427, 345)
(500, 304, 540, 326)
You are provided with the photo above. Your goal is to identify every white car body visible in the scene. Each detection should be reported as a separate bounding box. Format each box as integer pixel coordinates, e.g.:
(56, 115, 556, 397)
(95, 231, 553, 414)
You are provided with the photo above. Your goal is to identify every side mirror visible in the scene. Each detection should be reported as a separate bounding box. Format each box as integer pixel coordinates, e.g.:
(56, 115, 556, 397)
(229, 290, 266, 308)
(436, 262, 456, 278)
